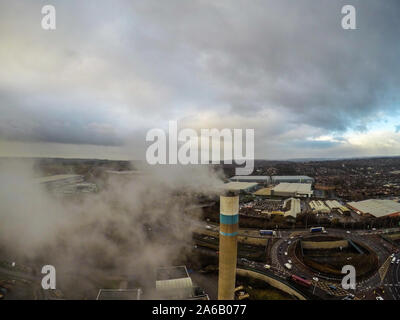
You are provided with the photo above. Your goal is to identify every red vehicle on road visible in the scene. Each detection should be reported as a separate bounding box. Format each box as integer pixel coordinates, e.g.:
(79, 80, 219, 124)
(290, 275, 312, 288)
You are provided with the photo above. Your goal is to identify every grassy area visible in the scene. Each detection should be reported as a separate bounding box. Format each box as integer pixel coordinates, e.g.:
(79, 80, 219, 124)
(298, 236, 378, 279)
(193, 233, 267, 262)
(193, 229, 267, 246)
(237, 276, 295, 300)
(303, 253, 378, 279)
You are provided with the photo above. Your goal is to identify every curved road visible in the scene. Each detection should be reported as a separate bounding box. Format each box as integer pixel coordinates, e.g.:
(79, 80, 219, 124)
(269, 228, 400, 299)
(384, 253, 400, 300)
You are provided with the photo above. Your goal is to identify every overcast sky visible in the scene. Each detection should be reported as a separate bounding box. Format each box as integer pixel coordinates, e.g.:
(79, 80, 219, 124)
(0, 0, 400, 160)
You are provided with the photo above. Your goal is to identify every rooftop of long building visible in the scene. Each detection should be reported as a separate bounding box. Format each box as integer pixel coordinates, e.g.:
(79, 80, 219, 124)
(272, 182, 312, 194)
(347, 199, 400, 218)
(35, 174, 83, 184)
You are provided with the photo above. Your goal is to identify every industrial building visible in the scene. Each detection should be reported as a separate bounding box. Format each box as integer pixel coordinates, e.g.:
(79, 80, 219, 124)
(96, 288, 142, 300)
(272, 176, 314, 184)
(347, 199, 400, 218)
(283, 198, 301, 219)
(229, 175, 314, 185)
(325, 200, 350, 214)
(271, 183, 313, 198)
(309, 200, 330, 214)
(156, 266, 209, 300)
(105, 170, 139, 175)
(60, 182, 98, 194)
(261, 209, 284, 216)
(253, 187, 273, 196)
(222, 182, 259, 193)
(36, 174, 98, 194)
(96, 266, 208, 300)
(105, 170, 144, 178)
(36, 174, 84, 187)
(230, 175, 271, 184)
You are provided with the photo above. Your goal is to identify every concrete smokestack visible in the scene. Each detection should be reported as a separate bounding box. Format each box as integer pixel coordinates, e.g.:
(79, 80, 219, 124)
(218, 193, 239, 300)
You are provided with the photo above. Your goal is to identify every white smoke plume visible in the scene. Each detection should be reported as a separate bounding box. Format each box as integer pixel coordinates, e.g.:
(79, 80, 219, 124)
(0, 159, 224, 298)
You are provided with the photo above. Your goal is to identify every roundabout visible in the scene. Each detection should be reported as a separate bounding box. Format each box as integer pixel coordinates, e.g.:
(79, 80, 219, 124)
(270, 228, 399, 299)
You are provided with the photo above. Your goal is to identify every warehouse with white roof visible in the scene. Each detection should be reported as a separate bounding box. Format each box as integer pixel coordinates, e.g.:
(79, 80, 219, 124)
(229, 175, 314, 185)
(230, 175, 271, 184)
(272, 176, 314, 184)
(271, 183, 313, 198)
(347, 199, 400, 218)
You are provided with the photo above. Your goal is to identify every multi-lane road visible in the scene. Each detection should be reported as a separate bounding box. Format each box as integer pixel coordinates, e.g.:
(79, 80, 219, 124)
(383, 252, 400, 300)
(271, 228, 400, 299)
(195, 220, 400, 300)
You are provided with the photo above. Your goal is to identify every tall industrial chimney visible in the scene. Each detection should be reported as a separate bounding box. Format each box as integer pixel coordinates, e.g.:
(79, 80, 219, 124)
(218, 192, 239, 300)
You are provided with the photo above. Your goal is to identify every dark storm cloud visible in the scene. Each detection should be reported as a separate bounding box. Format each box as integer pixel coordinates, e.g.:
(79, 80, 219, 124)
(0, 0, 399, 155)
(0, 89, 124, 146)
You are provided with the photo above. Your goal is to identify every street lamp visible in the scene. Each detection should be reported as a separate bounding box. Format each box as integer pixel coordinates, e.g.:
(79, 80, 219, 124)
(313, 277, 319, 295)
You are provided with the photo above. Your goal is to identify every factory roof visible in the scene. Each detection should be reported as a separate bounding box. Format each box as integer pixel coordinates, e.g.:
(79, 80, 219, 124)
(284, 198, 301, 218)
(154, 266, 207, 300)
(156, 266, 189, 281)
(105, 170, 142, 175)
(96, 289, 142, 300)
(324, 200, 349, 212)
(272, 175, 314, 181)
(253, 187, 272, 196)
(36, 174, 83, 184)
(347, 199, 400, 218)
(325, 200, 342, 209)
(272, 183, 312, 195)
(230, 175, 271, 181)
(309, 200, 330, 213)
(156, 278, 194, 290)
(222, 182, 258, 192)
(156, 266, 193, 292)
